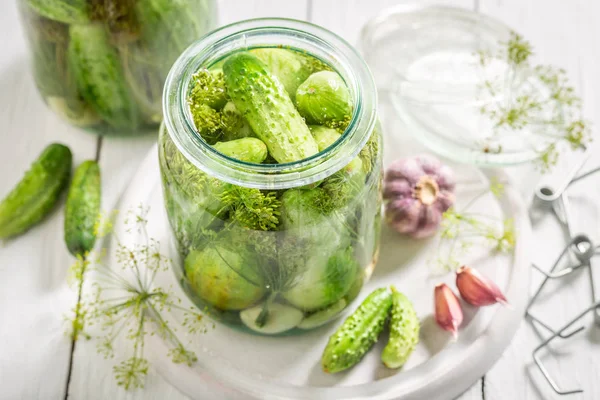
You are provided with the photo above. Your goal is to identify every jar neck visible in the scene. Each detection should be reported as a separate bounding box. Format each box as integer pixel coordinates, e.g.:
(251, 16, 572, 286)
(163, 18, 378, 190)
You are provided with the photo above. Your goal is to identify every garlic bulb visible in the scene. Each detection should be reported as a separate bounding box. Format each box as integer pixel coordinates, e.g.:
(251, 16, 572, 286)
(383, 155, 456, 238)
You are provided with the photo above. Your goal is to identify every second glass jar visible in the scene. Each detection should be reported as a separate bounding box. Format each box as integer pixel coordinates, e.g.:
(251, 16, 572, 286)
(160, 19, 382, 335)
(18, 0, 217, 135)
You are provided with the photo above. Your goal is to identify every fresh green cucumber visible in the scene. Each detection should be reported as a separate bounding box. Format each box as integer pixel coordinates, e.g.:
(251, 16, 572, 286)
(223, 52, 319, 163)
(25, 0, 88, 24)
(296, 71, 353, 124)
(0, 143, 72, 239)
(68, 24, 140, 131)
(213, 138, 267, 163)
(250, 48, 328, 100)
(321, 287, 392, 373)
(64, 160, 101, 257)
(381, 287, 420, 369)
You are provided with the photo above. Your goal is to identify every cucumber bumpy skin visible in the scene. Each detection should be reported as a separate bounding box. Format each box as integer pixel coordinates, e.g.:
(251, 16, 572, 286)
(321, 287, 393, 373)
(250, 48, 322, 100)
(223, 52, 319, 164)
(64, 160, 101, 257)
(0, 143, 72, 239)
(68, 24, 140, 131)
(381, 287, 420, 369)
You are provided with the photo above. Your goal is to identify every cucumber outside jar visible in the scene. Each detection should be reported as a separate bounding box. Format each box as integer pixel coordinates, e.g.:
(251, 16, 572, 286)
(160, 18, 382, 335)
(17, 0, 217, 136)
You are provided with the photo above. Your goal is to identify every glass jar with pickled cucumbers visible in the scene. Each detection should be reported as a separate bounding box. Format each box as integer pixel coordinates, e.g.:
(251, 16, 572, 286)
(160, 19, 382, 335)
(17, 0, 217, 136)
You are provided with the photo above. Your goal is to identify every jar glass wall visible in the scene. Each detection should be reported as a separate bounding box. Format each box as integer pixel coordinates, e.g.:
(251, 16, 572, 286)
(17, 0, 217, 136)
(159, 19, 382, 335)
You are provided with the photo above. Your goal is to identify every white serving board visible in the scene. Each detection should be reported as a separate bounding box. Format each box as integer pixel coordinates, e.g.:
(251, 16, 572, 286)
(104, 144, 531, 400)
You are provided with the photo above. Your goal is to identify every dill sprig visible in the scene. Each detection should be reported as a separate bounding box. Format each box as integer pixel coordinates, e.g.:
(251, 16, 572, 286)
(220, 186, 281, 231)
(476, 31, 591, 171)
(79, 206, 212, 390)
(431, 178, 515, 273)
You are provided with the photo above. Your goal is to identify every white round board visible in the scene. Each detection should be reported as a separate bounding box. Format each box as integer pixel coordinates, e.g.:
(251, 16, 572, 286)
(106, 144, 531, 400)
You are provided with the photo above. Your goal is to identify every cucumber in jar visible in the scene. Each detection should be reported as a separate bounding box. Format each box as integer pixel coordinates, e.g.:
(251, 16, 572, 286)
(68, 24, 141, 131)
(223, 52, 320, 163)
(135, 0, 215, 78)
(283, 247, 358, 312)
(24, 0, 89, 24)
(184, 241, 266, 311)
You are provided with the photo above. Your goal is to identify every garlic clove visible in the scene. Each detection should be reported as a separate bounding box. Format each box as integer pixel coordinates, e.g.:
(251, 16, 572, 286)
(434, 283, 463, 339)
(456, 266, 508, 307)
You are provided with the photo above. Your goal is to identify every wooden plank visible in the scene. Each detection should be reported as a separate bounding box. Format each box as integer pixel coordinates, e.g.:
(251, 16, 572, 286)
(479, 1, 600, 399)
(0, 1, 98, 399)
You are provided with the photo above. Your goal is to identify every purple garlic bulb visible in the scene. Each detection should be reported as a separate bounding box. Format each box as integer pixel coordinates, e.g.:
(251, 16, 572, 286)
(383, 155, 456, 238)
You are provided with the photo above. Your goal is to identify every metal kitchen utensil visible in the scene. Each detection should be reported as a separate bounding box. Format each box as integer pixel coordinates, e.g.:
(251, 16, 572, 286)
(552, 194, 600, 325)
(532, 299, 600, 396)
(533, 145, 591, 204)
(527, 166, 600, 396)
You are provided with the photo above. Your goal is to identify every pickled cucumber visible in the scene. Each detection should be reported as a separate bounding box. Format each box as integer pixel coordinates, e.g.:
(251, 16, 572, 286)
(296, 71, 353, 125)
(213, 138, 267, 163)
(68, 24, 140, 131)
(25, 0, 88, 24)
(184, 244, 266, 310)
(223, 52, 319, 163)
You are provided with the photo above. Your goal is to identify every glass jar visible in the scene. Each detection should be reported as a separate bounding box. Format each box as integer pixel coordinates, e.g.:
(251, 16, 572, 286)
(17, 0, 217, 136)
(159, 18, 382, 335)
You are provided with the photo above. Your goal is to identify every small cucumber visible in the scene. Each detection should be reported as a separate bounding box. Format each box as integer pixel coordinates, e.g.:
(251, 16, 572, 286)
(68, 24, 140, 131)
(321, 287, 393, 373)
(0, 143, 72, 239)
(223, 52, 319, 163)
(283, 247, 358, 312)
(381, 287, 420, 369)
(64, 161, 101, 257)
(298, 299, 347, 330)
(296, 71, 353, 125)
(240, 302, 304, 335)
(250, 48, 326, 100)
(213, 138, 267, 163)
(25, 0, 89, 24)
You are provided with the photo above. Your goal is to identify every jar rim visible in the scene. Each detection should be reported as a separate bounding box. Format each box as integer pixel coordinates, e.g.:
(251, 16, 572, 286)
(162, 18, 378, 190)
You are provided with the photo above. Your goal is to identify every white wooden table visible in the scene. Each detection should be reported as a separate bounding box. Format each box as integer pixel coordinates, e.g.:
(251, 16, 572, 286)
(1, 0, 600, 399)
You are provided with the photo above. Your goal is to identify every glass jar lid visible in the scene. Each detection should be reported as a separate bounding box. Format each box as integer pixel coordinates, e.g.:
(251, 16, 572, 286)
(360, 4, 585, 167)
